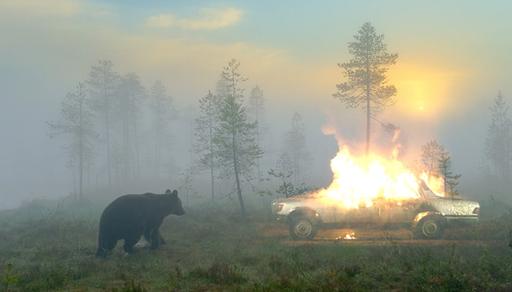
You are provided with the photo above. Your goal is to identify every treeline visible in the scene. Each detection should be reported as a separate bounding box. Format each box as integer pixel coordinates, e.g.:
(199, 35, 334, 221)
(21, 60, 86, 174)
(483, 91, 512, 198)
(49, 59, 313, 217)
(418, 90, 512, 199)
(48, 61, 177, 199)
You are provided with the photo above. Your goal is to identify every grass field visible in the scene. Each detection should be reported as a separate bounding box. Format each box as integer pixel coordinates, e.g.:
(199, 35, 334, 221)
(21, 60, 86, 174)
(1, 196, 512, 291)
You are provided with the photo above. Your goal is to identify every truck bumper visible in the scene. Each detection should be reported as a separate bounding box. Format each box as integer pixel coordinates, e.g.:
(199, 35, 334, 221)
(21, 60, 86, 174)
(445, 216, 479, 225)
(274, 214, 288, 222)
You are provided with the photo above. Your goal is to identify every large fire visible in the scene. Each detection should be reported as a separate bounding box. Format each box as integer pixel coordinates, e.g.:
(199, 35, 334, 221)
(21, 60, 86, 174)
(420, 172, 445, 197)
(315, 128, 446, 208)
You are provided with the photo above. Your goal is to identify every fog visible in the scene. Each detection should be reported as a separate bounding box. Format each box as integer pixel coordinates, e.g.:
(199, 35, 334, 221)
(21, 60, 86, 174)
(1, 0, 512, 210)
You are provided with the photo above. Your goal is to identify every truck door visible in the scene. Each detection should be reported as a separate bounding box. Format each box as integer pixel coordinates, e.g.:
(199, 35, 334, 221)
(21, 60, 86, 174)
(376, 199, 418, 225)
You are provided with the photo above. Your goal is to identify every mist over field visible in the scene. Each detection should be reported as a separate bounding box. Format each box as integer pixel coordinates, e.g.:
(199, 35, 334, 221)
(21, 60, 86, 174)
(1, 0, 511, 210)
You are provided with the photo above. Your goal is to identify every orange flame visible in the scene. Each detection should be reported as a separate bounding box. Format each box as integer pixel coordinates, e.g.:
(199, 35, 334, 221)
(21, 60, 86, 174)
(343, 232, 356, 240)
(316, 146, 421, 208)
(316, 127, 445, 209)
(419, 172, 445, 197)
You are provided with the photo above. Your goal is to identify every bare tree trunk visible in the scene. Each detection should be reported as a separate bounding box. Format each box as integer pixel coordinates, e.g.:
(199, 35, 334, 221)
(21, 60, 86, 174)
(122, 117, 130, 183)
(209, 123, 215, 201)
(232, 131, 246, 218)
(78, 90, 84, 200)
(134, 121, 141, 179)
(105, 98, 112, 188)
(292, 152, 299, 185)
(255, 113, 261, 180)
(366, 96, 370, 155)
(227, 66, 246, 217)
(79, 148, 83, 200)
(365, 64, 371, 156)
(154, 131, 160, 178)
(210, 161, 215, 201)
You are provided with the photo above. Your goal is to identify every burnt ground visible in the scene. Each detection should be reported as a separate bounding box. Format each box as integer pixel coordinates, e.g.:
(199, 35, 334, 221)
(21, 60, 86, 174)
(260, 223, 505, 247)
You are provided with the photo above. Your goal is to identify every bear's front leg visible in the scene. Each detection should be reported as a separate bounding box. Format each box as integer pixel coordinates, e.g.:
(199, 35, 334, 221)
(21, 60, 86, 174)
(143, 228, 164, 247)
(150, 228, 161, 250)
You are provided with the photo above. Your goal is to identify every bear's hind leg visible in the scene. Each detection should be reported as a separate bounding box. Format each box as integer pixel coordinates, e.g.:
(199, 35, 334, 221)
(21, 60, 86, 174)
(96, 248, 107, 258)
(96, 236, 117, 258)
(143, 228, 151, 243)
(145, 231, 165, 245)
(145, 218, 165, 249)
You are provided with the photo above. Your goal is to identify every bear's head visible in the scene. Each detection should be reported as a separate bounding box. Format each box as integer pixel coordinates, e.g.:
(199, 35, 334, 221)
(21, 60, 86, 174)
(164, 189, 185, 216)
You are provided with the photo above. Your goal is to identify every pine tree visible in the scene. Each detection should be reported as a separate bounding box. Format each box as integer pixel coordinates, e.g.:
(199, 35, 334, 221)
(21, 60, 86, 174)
(194, 91, 220, 200)
(333, 22, 398, 155)
(421, 140, 446, 177)
(247, 86, 265, 179)
(269, 151, 311, 198)
(149, 80, 175, 178)
(48, 82, 96, 199)
(485, 91, 512, 180)
(115, 73, 145, 182)
(86, 60, 119, 187)
(282, 112, 311, 185)
(438, 151, 461, 198)
(213, 59, 262, 218)
(420, 140, 460, 197)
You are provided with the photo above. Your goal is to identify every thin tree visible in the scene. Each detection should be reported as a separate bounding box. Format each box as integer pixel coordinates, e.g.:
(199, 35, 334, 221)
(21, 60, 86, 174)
(334, 22, 398, 155)
(178, 166, 196, 207)
(115, 73, 145, 181)
(421, 140, 446, 177)
(247, 86, 265, 179)
(87, 60, 119, 187)
(149, 80, 175, 178)
(485, 91, 512, 180)
(268, 152, 311, 198)
(283, 112, 311, 185)
(438, 151, 461, 198)
(194, 91, 220, 200)
(214, 59, 262, 218)
(48, 82, 96, 199)
(215, 72, 230, 99)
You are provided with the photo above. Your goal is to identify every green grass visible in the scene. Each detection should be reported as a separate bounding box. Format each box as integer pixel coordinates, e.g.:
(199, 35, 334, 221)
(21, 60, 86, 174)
(1, 197, 512, 291)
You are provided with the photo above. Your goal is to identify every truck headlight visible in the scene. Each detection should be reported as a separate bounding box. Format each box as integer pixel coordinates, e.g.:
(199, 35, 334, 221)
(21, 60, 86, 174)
(272, 202, 284, 213)
(472, 207, 480, 215)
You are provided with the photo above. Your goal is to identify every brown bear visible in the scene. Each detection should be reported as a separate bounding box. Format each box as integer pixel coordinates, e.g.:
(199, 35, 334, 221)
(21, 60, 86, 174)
(96, 189, 185, 258)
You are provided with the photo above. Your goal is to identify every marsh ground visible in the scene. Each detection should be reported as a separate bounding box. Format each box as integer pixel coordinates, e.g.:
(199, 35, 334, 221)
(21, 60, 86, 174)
(1, 196, 511, 291)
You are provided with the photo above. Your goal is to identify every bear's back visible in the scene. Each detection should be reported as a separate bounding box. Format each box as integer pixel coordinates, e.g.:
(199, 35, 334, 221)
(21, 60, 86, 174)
(101, 193, 173, 222)
(101, 194, 153, 223)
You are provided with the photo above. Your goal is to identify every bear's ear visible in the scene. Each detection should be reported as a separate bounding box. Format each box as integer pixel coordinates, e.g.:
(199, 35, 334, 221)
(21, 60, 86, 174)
(172, 190, 178, 197)
(165, 189, 172, 195)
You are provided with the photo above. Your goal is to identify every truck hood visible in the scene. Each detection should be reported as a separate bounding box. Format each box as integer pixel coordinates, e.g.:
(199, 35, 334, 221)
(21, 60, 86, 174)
(427, 197, 480, 216)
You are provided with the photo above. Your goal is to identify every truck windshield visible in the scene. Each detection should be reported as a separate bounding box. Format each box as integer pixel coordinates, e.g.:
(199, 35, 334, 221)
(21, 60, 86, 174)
(418, 180, 440, 199)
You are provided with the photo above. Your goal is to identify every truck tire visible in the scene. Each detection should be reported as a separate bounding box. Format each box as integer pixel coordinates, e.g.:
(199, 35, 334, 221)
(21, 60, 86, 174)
(413, 215, 445, 239)
(289, 217, 318, 240)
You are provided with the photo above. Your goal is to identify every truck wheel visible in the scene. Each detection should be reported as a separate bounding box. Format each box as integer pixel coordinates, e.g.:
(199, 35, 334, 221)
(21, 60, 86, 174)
(414, 216, 445, 239)
(289, 217, 318, 240)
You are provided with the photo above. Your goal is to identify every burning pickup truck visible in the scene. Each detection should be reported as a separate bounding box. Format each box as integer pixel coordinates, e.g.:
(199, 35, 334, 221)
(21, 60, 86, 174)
(271, 181, 480, 240)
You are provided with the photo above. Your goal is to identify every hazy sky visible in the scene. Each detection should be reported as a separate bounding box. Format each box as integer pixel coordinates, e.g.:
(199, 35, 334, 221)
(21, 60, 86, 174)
(1, 0, 511, 208)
